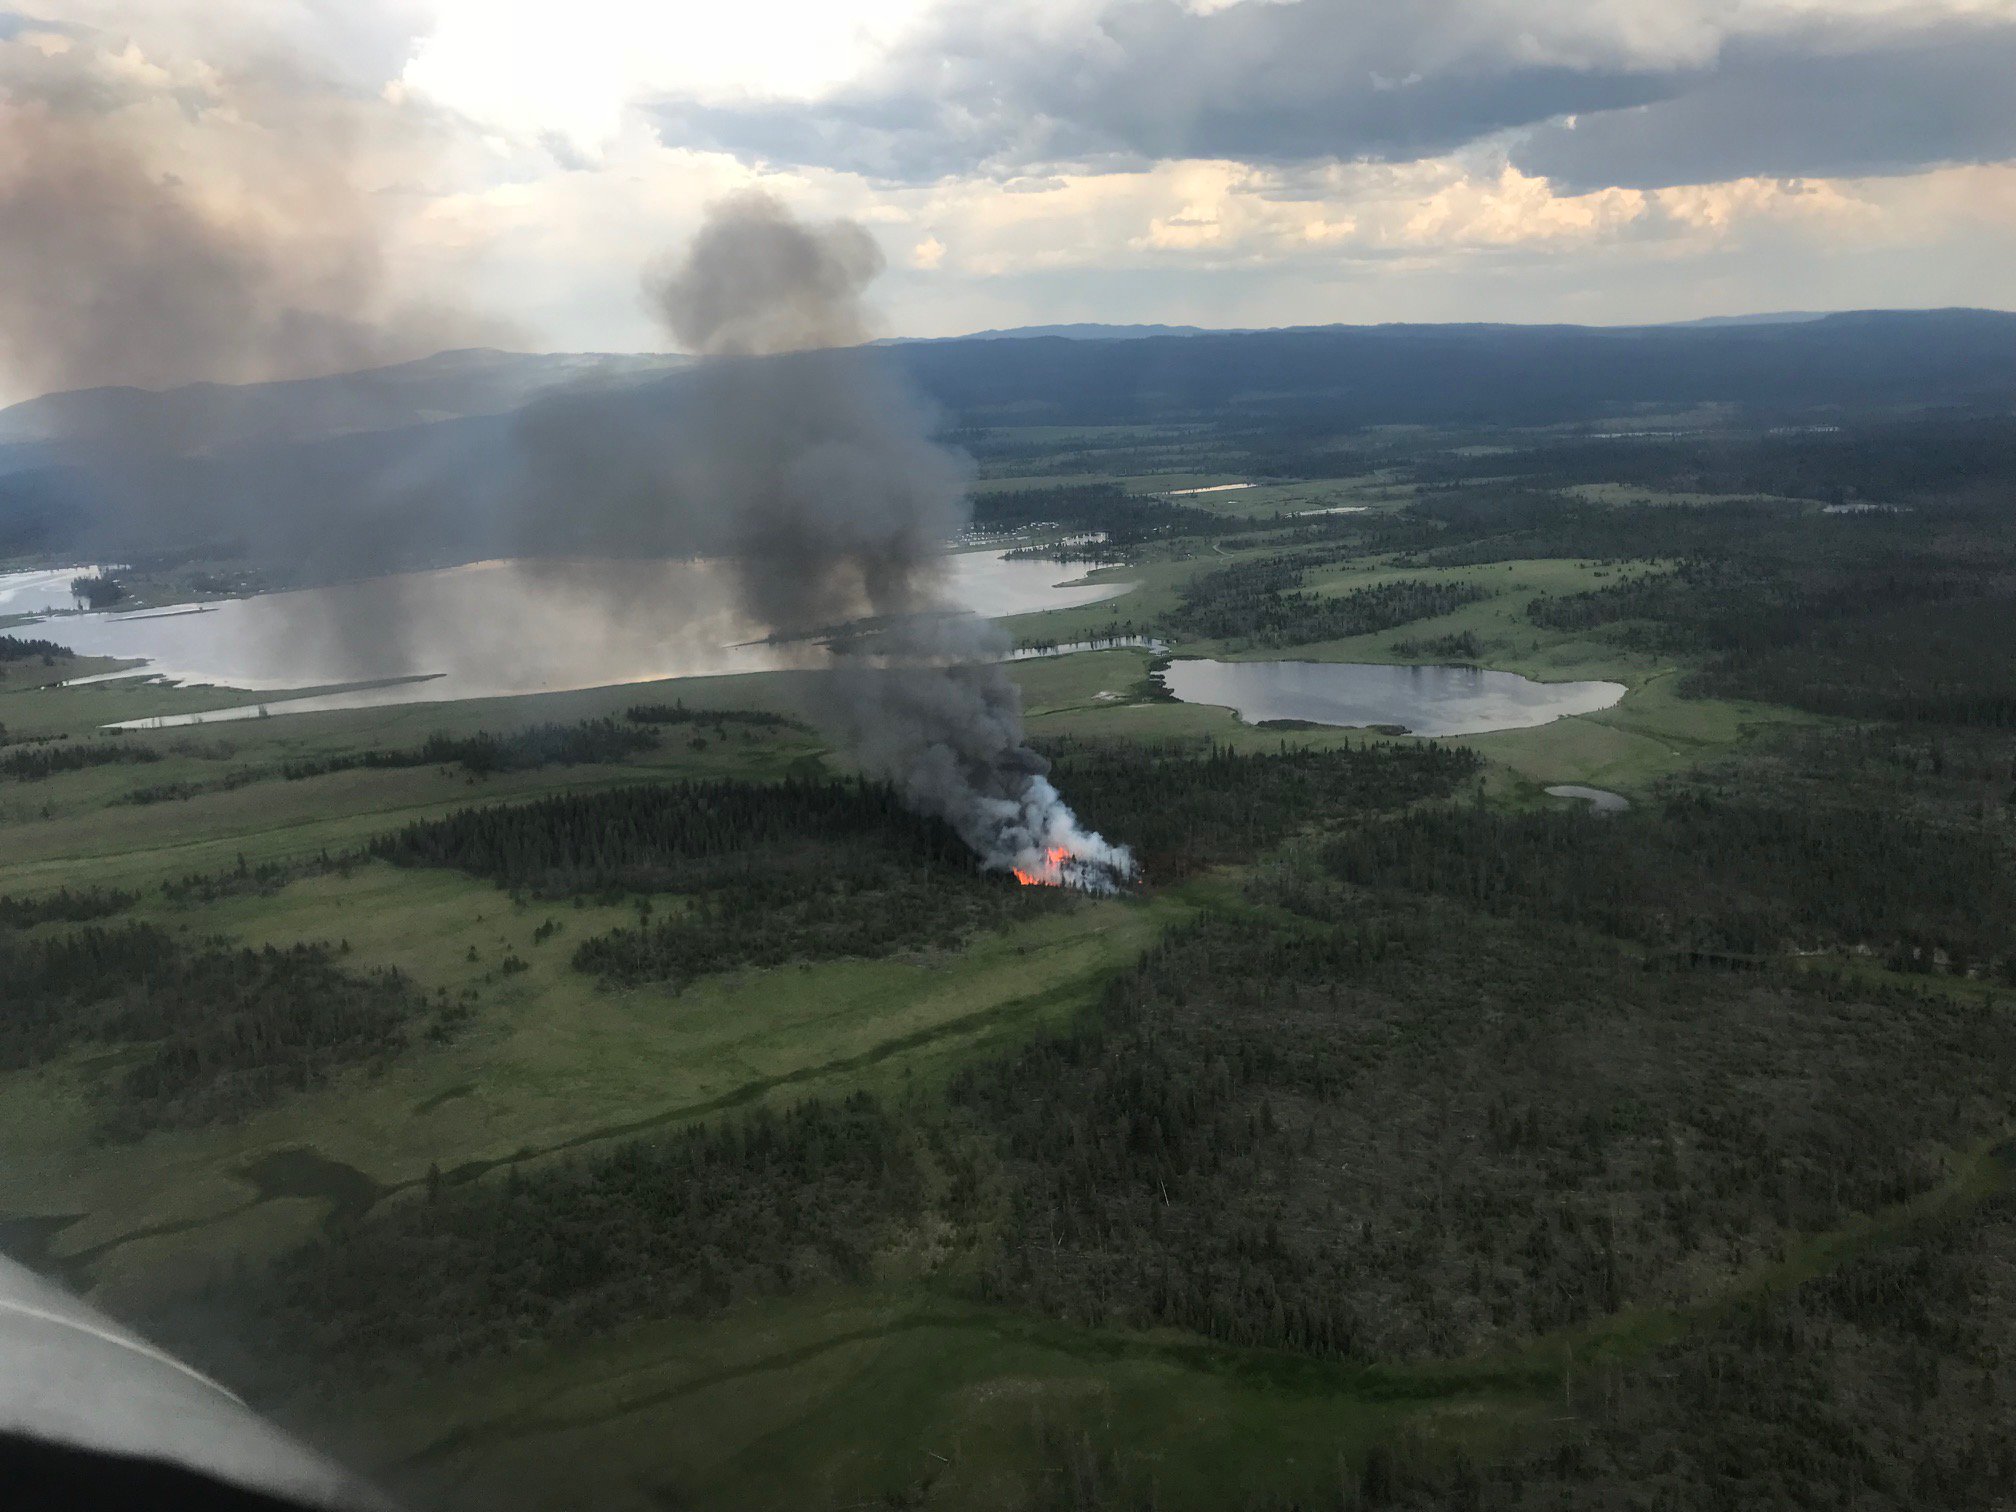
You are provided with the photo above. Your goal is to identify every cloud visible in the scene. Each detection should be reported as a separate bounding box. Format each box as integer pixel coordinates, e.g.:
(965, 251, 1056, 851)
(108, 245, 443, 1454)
(642, 0, 2016, 191)
(647, 0, 1685, 181)
(1513, 17, 2016, 190)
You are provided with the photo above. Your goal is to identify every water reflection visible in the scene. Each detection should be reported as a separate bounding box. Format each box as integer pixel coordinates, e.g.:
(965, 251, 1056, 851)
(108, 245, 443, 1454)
(0, 565, 111, 616)
(1154, 658, 1625, 736)
(21, 554, 1129, 728)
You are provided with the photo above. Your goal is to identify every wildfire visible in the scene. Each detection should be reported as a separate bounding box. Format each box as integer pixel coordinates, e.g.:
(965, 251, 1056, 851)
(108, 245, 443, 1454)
(1012, 845, 1077, 887)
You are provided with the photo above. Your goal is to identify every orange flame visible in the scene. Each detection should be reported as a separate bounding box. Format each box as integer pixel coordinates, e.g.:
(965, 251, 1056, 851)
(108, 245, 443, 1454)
(1012, 845, 1079, 887)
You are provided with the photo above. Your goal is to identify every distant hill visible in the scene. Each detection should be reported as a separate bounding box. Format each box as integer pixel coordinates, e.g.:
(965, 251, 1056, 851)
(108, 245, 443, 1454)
(0, 348, 685, 459)
(6, 309, 2013, 564)
(916, 311, 1961, 342)
(889, 308, 2016, 426)
(926, 323, 1225, 342)
(921, 309, 2001, 340)
(1659, 311, 1833, 328)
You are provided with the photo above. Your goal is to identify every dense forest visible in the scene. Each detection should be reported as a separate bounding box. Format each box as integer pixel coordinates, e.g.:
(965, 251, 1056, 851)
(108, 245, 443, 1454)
(0, 921, 444, 1136)
(1323, 790, 2016, 976)
(1029, 1182, 2016, 1511)
(953, 898, 2016, 1357)
(1410, 490, 1798, 567)
(1168, 558, 1490, 646)
(374, 775, 1056, 981)
(1703, 594, 2016, 728)
(372, 776, 980, 895)
(1389, 630, 1481, 660)
(1040, 736, 1480, 880)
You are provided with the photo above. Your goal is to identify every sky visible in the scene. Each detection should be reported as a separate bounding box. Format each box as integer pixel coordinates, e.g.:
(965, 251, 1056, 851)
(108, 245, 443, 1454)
(1, 0, 2013, 394)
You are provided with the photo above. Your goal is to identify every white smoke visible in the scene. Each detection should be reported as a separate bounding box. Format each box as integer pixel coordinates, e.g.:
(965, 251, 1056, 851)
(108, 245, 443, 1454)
(992, 776, 1139, 894)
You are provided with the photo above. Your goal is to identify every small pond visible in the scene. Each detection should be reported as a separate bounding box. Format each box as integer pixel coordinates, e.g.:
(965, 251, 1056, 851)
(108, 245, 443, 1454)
(1153, 658, 1626, 736)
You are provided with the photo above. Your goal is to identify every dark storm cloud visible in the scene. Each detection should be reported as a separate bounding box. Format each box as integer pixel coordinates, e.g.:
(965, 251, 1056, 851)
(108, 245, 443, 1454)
(1514, 19, 2016, 191)
(647, 1, 2016, 188)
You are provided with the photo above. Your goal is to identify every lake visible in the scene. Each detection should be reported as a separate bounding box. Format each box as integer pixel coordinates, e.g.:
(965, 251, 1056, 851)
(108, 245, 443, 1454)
(1154, 658, 1626, 736)
(0, 565, 114, 617)
(22, 553, 1131, 727)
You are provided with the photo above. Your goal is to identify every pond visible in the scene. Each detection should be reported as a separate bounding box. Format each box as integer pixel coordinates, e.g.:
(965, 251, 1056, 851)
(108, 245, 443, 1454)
(1153, 658, 1625, 736)
(23, 553, 1131, 727)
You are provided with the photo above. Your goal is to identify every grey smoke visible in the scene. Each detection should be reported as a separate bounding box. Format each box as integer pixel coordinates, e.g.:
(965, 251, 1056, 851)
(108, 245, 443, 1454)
(622, 191, 1134, 889)
(0, 22, 509, 585)
(0, 84, 496, 401)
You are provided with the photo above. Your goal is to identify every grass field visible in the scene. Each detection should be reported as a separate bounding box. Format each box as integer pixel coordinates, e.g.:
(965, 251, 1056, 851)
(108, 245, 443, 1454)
(323, 1286, 1536, 1512)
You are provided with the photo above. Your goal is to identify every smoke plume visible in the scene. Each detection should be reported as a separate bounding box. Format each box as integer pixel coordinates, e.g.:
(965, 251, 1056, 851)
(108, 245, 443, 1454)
(0, 16, 1133, 889)
(0, 14, 509, 577)
(638, 192, 1135, 891)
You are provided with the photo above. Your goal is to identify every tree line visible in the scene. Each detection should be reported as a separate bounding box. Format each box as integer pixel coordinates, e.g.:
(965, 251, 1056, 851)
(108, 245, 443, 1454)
(0, 886, 136, 927)
(281, 718, 660, 781)
(1, 740, 160, 781)
(371, 775, 978, 895)
(0, 633, 72, 663)
(623, 701, 805, 732)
